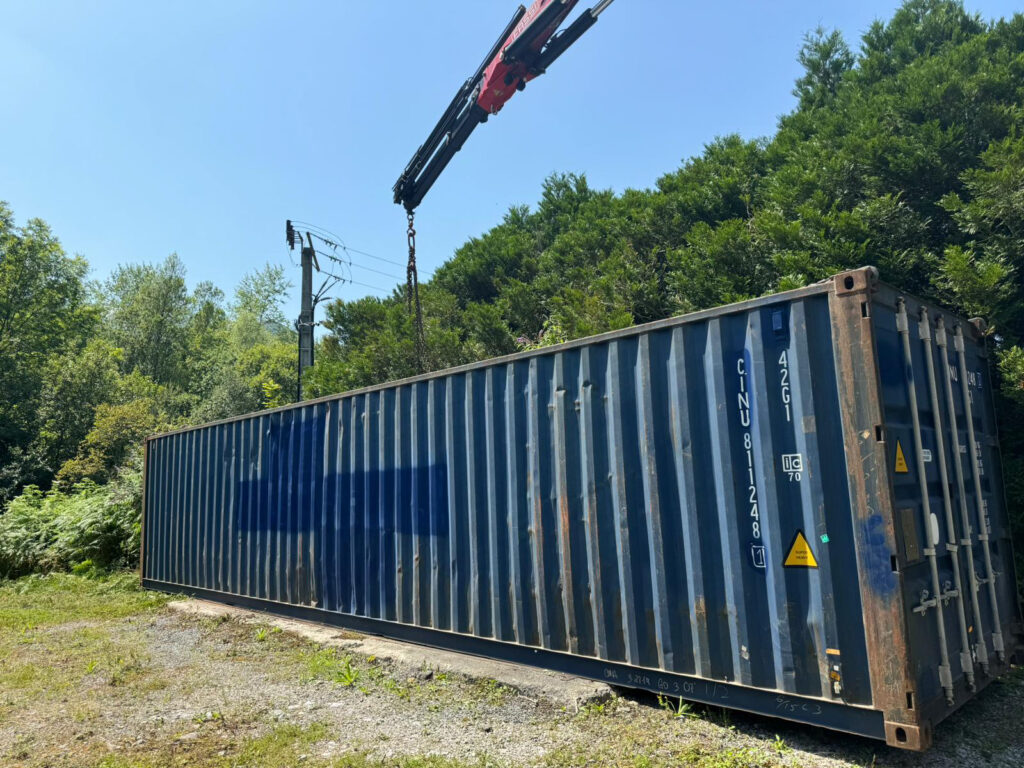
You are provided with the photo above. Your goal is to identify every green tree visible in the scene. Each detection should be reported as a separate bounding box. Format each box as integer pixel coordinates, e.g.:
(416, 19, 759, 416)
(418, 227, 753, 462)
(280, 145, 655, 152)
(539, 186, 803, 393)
(57, 400, 159, 487)
(102, 255, 192, 389)
(24, 339, 123, 486)
(794, 28, 855, 109)
(232, 263, 293, 335)
(0, 203, 93, 500)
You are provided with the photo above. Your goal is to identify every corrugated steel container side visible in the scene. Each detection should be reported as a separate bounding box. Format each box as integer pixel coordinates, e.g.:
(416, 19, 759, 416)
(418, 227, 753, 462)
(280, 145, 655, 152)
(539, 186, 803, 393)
(141, 268, 1022, 749)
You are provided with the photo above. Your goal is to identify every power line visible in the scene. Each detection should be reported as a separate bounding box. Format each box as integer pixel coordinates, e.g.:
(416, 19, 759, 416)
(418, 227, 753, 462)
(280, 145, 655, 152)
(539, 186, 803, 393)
(315, 248, 404, 282)
(338, 244, 407, 269)
(289, 218, 434, 277)
(347, 278, 392, 293)
(286, 219, 396, 399)
(342, 243, 435, 278)
(348, 262, 404, 281)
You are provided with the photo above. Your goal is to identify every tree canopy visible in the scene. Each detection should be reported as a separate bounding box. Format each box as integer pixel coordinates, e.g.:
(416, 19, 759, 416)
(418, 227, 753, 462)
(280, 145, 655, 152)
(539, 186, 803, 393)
(0, 228, 297, 503)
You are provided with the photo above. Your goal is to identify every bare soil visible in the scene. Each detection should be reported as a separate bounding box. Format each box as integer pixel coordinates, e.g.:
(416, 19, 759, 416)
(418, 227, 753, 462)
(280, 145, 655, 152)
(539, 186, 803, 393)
(0, 576, 1021, 768)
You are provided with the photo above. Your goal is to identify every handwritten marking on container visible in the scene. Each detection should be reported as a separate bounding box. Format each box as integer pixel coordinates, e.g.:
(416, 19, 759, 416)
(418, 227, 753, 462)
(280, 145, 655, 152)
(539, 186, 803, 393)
(603, 669, 727, 700)
(775, 696, 823, 717)
(784, 531, 819, 568)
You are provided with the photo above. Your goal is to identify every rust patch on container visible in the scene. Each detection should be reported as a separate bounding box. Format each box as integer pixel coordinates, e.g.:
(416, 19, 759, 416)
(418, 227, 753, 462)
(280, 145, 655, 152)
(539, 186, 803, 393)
(829, 268, 919, 744)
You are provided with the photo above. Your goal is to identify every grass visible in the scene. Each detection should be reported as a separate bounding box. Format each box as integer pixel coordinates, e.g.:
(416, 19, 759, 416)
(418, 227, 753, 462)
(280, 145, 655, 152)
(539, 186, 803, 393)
(0, 572, 169, 709)
(0, 574, 506, 768)
(301, 647, 361, 687)
(469, 677, 513, 706)
(91, 721, 499, 768)
(540, 740, 785, 768)
(0, 573, 866, 768)
(0, 571, 168, 632)
(4, 571, 1021, 768)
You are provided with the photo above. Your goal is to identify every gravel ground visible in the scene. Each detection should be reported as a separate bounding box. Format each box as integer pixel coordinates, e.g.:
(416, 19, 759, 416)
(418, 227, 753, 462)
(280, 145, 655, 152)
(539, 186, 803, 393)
(1, 590, 1021, 768)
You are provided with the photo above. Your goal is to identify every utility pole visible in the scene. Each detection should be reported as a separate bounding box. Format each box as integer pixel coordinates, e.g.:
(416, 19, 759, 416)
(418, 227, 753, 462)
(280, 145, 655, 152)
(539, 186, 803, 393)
(287, 220, 318, 401)
(287, 220, 347, 401)
(297, 232, 315, 400)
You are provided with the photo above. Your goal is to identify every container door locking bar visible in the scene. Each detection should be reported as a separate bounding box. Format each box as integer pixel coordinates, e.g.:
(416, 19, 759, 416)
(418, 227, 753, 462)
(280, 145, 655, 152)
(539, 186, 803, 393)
(936, 317, 991, 674)
(919, 309, 975, 690)
(897, 300, 954, 705)
(954, 325, 1005, 662)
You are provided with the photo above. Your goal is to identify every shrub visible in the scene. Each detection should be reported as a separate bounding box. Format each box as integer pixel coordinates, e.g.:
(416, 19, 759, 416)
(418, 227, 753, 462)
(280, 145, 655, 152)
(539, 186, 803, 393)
(0, 457, 141, 579)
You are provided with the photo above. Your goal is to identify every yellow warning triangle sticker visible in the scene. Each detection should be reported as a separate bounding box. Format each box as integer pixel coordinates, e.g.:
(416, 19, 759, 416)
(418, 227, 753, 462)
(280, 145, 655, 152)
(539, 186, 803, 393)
(784, 531, 819, 568)
(894, 440, 909, 473)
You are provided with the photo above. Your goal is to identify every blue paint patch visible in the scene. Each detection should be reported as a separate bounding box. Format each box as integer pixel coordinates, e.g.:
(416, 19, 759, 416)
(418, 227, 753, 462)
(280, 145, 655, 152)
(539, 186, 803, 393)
(234, 464, 451, 536)
(859, 514, 897, 597)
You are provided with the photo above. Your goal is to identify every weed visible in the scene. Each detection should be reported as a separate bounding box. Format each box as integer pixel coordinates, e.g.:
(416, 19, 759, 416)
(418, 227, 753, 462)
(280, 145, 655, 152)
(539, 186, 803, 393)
(303, 648, 360, 687)
(657, 695, 699, 720)
(108, 648, 147, 687)
(471, 677, 512, 705)
(367, 665, 412, 699)
(255, 626, 268, 642)
(192, 710, 224, 725)
(578, 701, 609, 718)
(772, 734, 789, 755)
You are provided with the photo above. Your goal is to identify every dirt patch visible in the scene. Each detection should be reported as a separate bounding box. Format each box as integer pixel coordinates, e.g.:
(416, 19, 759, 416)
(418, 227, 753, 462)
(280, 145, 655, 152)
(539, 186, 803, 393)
(167, 599, 612, 712)
(0, 577, 1022, 767)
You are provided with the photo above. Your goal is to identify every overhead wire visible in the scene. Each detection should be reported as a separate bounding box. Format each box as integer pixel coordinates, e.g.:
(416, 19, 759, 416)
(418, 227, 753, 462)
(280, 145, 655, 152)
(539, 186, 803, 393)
(287, 222, 406, 302)
(348, 278, 392, 293)
(316, 249, 404, 282)
(290, 218, 434, 278)
(346, 262, 405, 281)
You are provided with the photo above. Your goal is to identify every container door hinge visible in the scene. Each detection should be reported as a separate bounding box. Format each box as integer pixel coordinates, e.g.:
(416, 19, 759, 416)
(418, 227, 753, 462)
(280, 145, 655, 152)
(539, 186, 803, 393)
(974, 640, 990, 670)
(960, 650, 976, 690)
(938, 664, 954, 705)
(992, 632, 1005, 656)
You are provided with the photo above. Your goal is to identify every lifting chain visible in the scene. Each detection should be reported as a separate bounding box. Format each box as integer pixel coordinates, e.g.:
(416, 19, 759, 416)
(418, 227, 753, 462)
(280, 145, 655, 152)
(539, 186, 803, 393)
(406, 210, 426, 372)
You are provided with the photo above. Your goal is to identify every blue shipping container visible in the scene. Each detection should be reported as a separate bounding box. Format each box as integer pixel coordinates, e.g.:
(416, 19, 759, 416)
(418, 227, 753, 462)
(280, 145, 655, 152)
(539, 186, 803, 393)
(141, 268, 1022, 749)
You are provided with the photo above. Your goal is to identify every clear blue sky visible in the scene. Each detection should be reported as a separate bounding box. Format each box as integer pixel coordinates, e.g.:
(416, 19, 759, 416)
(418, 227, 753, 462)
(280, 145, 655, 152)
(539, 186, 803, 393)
(1, 0, 1019, 324)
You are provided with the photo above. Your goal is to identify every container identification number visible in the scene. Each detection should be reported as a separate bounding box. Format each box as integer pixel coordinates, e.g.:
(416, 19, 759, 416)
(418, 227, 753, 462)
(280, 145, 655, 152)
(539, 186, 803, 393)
(737, 357, 761, 542)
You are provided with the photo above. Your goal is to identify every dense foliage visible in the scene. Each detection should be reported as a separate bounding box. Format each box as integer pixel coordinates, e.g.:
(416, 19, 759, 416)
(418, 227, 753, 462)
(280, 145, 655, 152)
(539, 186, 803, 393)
(0, 215, 298, 572)
(1, 1, 1022, 588)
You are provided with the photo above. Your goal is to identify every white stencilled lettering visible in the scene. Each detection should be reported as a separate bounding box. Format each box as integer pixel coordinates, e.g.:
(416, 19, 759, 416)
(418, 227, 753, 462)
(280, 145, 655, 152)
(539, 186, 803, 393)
(737, 356, 761, 542)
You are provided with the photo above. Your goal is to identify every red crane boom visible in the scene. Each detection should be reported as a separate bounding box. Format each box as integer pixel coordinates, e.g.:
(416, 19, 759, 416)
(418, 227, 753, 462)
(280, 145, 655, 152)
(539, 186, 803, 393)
(393, 0, 617, 212)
